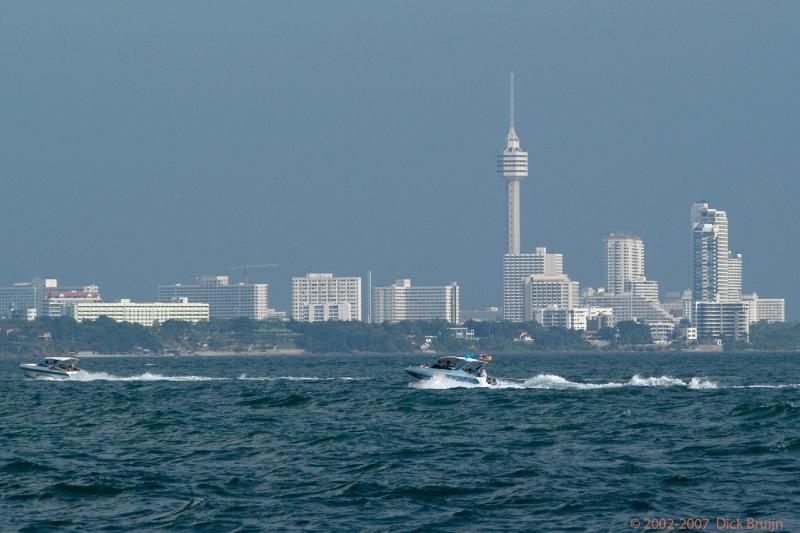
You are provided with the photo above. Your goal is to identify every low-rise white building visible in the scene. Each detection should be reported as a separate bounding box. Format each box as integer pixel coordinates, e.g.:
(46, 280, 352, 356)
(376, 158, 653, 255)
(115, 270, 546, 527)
(742, 293, 786, 324)
(44, 286, 102, 318)
(647, 321, 676, 344)
(584, 293, 673, 324)
(65, 298, 209, 326)
(694, 301, 749, 343)
(533, 306, 588, 331)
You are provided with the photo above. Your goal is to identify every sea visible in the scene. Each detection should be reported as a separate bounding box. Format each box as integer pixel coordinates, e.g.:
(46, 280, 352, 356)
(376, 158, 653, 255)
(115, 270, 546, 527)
(1, 352, 799, 532)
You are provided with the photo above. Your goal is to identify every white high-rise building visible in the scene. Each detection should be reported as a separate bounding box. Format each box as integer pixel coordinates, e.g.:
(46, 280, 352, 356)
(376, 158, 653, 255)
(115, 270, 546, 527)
(604, 234, 644, 295)
(727, 252, 743, 301)
(522, 274, 579, 321)
(503, 247, 563, 322)
(291, 273, 362, 322)
(371, 279, 460, 324)
(498, 73, 528, 256)
(158, 275, 270, 320)
(692, 201, 742, 303)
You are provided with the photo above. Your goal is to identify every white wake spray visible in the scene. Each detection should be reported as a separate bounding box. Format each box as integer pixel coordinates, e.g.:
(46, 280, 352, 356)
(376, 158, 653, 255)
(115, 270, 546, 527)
(410, 373, 722, 390)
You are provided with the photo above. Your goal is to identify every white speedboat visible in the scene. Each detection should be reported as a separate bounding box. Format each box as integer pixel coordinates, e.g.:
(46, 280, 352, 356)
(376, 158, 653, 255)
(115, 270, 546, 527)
(405, 353, 497, 386)
(19, 357, 81, 379)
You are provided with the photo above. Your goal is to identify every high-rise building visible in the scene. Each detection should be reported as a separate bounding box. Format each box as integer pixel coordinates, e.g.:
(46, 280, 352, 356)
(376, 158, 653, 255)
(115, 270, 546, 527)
(604, 234, 644, 295)
(291, 273, 362, 322)
(691, 201, 752, 342)
(727, 252, 743, 301)
(0, 278, 97, 319)
(158, 275, 269, 320)
(503, 247, 563, 322)
(522, 274, 579, 321)
(498, 73, 528, 256)
(371, 279, 460, 324)
(692, 202, 743, 303)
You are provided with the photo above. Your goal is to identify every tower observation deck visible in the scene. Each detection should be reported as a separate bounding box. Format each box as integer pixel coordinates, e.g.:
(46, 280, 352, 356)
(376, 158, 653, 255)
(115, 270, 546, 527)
(497, 73, 528, 255)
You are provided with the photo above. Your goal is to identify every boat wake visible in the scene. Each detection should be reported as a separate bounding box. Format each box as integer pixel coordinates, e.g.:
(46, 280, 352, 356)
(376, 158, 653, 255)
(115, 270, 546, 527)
(70, 371, 228, 382)
(237, 374, 368, 382)
(411, 373, 723, 390)
(53, 372, 368, 382)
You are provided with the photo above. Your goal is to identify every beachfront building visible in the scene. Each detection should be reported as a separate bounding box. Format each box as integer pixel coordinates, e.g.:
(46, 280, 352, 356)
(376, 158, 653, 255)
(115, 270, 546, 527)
(694, 301, 749, 343)
(64, 298, 209, 327)
(532, 306, 588, 331)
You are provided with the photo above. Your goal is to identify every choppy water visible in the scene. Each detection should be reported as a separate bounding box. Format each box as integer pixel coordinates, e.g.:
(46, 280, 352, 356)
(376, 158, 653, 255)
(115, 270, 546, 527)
(2, 353, 799, 531)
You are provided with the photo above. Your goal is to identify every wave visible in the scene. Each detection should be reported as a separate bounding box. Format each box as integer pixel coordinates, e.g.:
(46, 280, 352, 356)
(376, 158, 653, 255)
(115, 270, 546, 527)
(412, 373, 721, 390)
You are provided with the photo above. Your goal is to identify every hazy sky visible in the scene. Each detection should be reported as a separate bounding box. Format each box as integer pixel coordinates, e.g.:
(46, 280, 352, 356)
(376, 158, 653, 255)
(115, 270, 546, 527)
(2, 2, 798, 317)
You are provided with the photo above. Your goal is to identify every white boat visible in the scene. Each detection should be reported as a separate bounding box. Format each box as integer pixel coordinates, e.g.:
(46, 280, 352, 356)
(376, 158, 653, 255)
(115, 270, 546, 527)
(405, 353, 497, 386)
(19, 357, 81, 379)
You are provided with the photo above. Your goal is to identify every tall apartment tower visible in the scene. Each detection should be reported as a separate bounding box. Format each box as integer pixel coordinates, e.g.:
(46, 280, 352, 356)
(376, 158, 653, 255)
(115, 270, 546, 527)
(503, 247, 563, 322)
(371, 279, 461, 324)
(291, 273, 362, 322)
(498, 72, 528, 255)
(158, 275, 269, 320)
(691, 201, 742, 303)
(604, 234, 645, 295)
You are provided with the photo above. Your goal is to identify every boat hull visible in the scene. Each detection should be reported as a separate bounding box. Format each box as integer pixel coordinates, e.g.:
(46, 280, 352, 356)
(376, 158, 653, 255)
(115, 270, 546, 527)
(404, 366, 482, 385)
(19, 364, 77, 380)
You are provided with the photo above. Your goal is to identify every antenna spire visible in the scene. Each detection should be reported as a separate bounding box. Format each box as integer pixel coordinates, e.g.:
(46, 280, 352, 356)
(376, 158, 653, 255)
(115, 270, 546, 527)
(509, 72, 515, 129)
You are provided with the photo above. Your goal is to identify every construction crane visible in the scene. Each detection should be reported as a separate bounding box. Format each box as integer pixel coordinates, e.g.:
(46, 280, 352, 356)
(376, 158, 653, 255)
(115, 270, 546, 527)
(230, 263, 277, 284)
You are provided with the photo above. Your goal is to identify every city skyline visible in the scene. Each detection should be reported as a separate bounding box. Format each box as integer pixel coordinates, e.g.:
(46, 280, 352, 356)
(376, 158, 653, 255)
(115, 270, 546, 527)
(1, 2, 797, 317)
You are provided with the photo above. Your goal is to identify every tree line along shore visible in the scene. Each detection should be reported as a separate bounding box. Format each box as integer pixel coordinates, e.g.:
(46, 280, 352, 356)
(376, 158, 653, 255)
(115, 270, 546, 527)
(0, 317, 797, 356)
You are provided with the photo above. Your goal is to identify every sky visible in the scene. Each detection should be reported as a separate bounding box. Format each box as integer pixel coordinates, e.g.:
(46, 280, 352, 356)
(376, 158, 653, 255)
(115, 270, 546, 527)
(1, 2, 798, 317)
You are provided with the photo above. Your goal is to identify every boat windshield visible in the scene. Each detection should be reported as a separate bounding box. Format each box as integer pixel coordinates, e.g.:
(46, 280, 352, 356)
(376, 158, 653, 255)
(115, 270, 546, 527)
(431, 358, 485, 372)
(42, 359, 78, 370)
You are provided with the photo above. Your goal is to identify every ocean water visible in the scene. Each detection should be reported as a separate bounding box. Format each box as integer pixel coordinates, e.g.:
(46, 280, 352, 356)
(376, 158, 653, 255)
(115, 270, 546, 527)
(1, 352, 799, 531)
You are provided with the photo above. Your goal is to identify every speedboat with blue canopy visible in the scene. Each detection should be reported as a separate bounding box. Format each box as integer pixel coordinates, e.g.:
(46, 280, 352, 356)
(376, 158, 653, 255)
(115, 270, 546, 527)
(405, 353, 497, 386)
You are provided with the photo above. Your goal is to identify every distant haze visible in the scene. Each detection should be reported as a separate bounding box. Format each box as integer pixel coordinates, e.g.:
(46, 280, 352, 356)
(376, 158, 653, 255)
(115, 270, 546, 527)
(1, 2, 798, 317)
